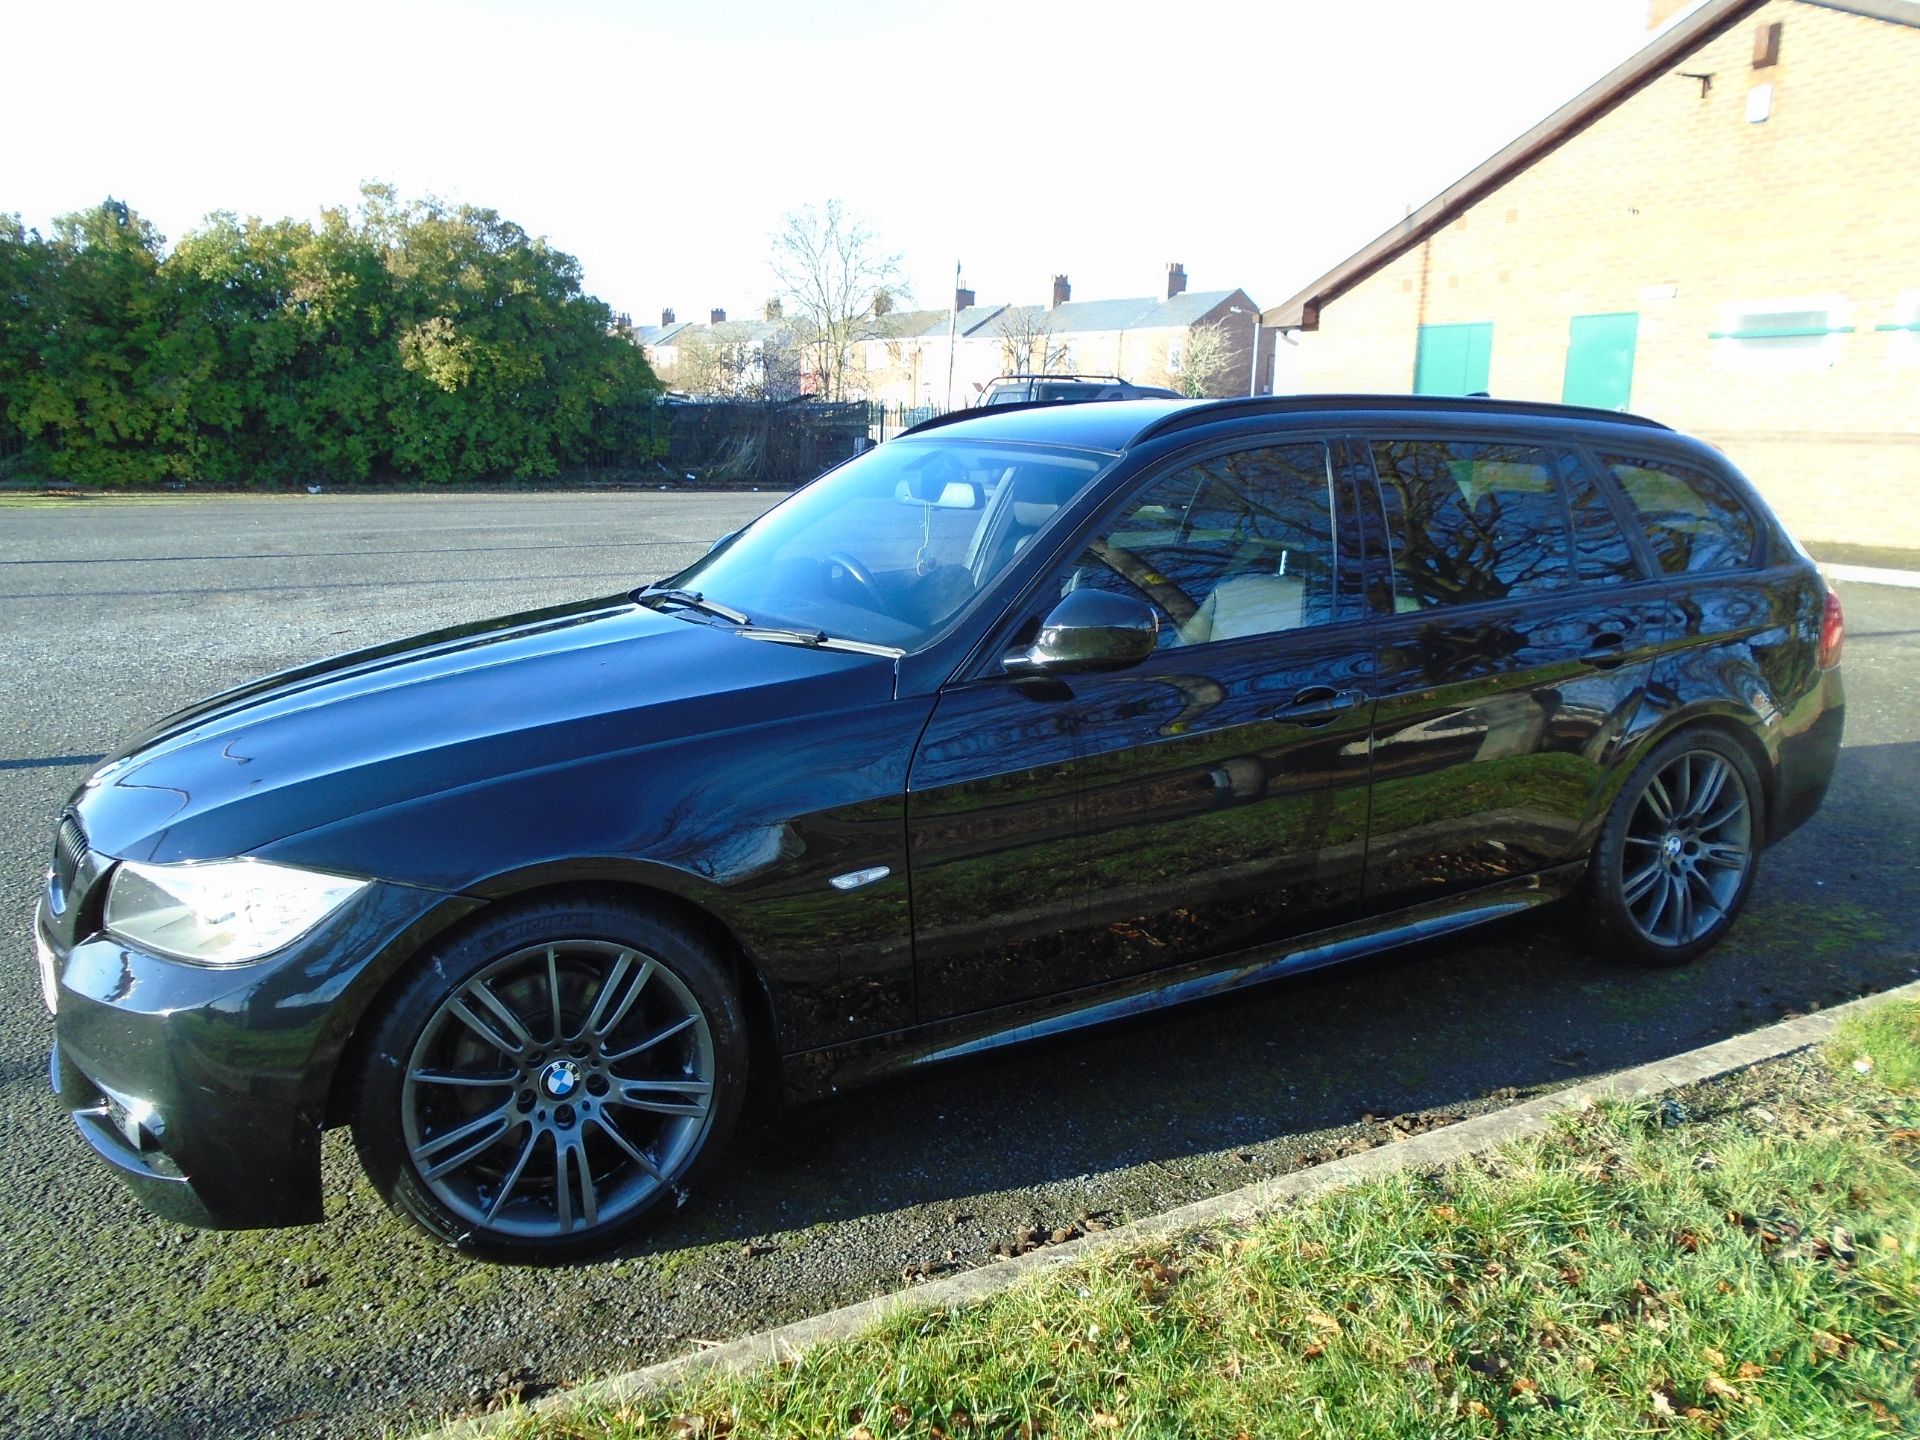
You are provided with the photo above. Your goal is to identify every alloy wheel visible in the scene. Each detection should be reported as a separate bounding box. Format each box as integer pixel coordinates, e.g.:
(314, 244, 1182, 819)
(400, 940, 716, 1240)
(1619, 749, 1753, 949)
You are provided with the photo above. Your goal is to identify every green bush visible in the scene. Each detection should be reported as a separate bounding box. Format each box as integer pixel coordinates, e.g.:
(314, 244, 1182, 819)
(0, 186, 661, 488)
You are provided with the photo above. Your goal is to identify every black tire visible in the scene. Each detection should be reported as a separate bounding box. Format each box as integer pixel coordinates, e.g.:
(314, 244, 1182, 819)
(352, 893, 748, 1262)
(1584, 728, 1765, 967)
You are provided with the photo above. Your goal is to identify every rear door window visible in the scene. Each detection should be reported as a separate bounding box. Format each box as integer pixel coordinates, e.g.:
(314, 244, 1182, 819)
(1602, 454, 1759, 574)
(1369, 438, 1581, 611)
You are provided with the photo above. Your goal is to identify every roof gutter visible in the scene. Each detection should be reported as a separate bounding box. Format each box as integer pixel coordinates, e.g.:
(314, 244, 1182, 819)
(1262, 0, 1768, 331)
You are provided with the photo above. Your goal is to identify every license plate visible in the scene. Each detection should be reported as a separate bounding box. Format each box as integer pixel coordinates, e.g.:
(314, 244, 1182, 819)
(34, 916, 58, 1015)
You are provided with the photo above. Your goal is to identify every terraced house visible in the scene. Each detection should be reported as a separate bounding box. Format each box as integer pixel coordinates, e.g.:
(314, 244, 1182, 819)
(858, 268, 1267, 407)
(1264, 0, 1920, 549)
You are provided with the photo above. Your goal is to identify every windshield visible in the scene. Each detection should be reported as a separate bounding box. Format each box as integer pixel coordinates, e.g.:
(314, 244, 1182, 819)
(663, 438, 1113, 650)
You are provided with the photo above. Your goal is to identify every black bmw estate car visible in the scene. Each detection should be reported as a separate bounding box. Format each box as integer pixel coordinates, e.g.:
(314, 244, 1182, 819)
(38, 394, 1844, 1259)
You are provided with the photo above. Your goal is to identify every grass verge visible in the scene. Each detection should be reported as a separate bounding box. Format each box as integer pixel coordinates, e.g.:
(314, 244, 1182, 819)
(479, 1002, 1920, 1439)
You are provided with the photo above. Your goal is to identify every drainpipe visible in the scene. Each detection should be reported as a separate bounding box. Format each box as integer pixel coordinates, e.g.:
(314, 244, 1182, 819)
(945, 260, 960, 411)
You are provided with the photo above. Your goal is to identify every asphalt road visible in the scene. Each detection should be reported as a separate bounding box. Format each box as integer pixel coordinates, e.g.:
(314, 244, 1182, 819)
(2, 494, 1915, 1439)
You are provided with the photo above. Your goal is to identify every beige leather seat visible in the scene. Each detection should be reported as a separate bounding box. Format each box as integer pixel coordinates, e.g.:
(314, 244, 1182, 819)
(1179, 574, 1306, 645)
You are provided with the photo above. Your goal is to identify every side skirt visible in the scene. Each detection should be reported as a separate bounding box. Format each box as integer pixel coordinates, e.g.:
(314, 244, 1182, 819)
(780, 861, 1588, 1103)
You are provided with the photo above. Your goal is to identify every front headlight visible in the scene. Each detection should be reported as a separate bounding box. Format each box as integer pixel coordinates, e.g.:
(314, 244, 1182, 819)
(103, 858, 368, 965)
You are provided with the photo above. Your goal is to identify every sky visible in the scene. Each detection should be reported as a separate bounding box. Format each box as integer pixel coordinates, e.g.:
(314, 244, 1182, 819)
(6, 0, 1658, 322)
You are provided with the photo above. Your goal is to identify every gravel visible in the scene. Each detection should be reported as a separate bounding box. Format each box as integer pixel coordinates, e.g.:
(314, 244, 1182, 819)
(1, 494, 1915, 1439)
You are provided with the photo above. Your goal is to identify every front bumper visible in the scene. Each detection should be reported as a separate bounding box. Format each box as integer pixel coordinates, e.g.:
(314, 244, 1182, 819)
(38, 876, 478, 1231)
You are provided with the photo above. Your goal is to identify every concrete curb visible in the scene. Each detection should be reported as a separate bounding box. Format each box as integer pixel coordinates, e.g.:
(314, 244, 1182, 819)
(1823, 562, 1920, 590)
(429, 976, 1920, 1437)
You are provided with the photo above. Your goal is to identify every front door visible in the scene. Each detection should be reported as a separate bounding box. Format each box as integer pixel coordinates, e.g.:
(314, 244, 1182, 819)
(907, 437, 1376, 1023)
(1563, 312, 1639, 411)
(1414, 322, 1494, 395)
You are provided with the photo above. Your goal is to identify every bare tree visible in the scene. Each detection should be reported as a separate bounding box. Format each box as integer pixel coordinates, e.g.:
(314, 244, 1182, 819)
(770, 200, 905, 401)
(1170, 320, 1234, 397)
(994, 306, 1072, 376)
(674, 322, 805, 400)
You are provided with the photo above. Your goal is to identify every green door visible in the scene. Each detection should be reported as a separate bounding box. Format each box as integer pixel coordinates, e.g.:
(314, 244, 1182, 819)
(1413, 322, 1493, 395)
(1563, 312, 1638, 410)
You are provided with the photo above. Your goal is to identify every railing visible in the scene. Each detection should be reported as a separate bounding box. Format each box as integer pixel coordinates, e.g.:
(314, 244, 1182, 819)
(866, 401, 947, 444)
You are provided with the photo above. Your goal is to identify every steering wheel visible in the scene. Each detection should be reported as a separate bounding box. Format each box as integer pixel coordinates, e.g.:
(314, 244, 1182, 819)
(825, 551, 886, 611)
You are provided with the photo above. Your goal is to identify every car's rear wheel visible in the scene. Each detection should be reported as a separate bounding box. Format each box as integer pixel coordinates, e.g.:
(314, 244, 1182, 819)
(353, 895, 747, 1261)
(1585, 729, 1763, 966)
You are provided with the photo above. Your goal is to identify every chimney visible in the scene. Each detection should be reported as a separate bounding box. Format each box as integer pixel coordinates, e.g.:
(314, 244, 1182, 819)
(661, 307, 675, 326)
(1166, 262, 1187, 299)
(1051, 274, 1070, 309)
(709, 308, 726, 325)
(955, 286, 975, 310)
(1645, 0, 1690, 30)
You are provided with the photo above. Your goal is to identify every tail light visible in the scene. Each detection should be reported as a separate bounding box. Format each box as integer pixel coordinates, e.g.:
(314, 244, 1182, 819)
(1818, 584, 1845, 670)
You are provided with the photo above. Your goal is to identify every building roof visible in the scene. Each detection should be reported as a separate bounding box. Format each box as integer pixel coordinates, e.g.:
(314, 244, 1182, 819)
(1262, 0, 1776, 330)
(975, 290, 1252, 337)
(642, 318, 794, 349)
(1143, 289, 1254, 328)
(871, 308, 948, 340)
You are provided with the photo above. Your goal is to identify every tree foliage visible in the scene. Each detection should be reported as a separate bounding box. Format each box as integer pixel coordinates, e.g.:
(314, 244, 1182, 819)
(0, 186, 659, 486)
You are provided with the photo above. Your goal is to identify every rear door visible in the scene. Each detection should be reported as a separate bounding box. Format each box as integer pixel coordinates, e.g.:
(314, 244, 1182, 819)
(1355, 432, 1667, 908)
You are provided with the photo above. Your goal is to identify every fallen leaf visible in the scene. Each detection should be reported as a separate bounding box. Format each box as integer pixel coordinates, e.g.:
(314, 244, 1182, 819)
(846, 1429, 874, 1440)
(1649, 1388, 1677, 1418)
(1090, 1410, 1121, 1430)
(1510, 1377, 1538, 1396)
(1737, 1361, 1765, 1379)
(1466, 1400, 1492, 1419)
(1704, 1375, 1742, 1403)
(1433, 1204, 1458, 1222)
(1703, 1347, 1727, 1368)
(1305, 1311, 1344, 1333)
(1811, 1330, 1853, 1359)
(1301, 1341, 1325, 1359)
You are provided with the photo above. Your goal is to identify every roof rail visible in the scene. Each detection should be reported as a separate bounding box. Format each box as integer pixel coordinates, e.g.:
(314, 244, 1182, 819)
(897, 399, 1073, 437)
(989, 373, 1129, 383)
(1132, 393, 1671, 444)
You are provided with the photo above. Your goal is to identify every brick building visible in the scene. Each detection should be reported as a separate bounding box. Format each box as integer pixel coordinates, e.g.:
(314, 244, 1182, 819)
(1264, 0, 1920, 549)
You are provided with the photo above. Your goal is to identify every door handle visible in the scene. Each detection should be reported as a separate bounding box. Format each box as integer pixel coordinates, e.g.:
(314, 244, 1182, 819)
(1273, 686, 1363, 728)
(1581, 632, 1628, 670)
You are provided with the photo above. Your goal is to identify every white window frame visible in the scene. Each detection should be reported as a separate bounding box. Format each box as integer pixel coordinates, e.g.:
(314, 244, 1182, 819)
(1712, 293, 1853, 373)
(1886, 289, 1920, 364)
(1166, 337, 1184, 373)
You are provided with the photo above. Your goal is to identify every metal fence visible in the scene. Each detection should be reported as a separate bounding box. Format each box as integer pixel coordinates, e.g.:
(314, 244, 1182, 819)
(866, 401, 947, 445)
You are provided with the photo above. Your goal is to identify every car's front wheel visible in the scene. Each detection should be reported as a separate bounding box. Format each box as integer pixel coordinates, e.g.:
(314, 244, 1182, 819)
(1585, 729, 1763, 966)
(353, 894, 747, 1261)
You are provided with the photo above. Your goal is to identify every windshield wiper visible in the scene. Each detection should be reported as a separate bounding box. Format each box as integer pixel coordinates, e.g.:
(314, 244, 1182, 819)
(736, 626, 904, 659)
(636, 587, 750, 625)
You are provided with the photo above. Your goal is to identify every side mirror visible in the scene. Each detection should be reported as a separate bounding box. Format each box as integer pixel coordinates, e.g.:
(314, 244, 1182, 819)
(1003, 590, 1159, 676)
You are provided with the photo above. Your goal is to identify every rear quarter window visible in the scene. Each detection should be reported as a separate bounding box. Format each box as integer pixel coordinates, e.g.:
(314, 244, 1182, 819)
(1603, 454, 1759, 574)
